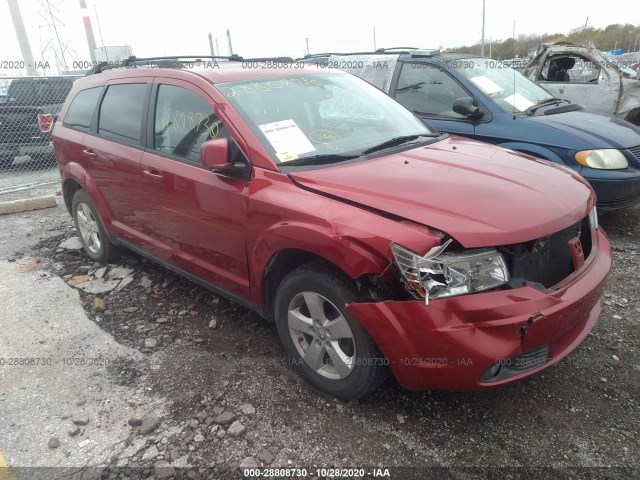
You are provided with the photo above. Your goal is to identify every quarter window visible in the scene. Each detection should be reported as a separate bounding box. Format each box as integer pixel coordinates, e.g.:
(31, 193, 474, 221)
(63, 87, 102, 130)
(98, 83, 147, 144)
(395, 64, 468, 118)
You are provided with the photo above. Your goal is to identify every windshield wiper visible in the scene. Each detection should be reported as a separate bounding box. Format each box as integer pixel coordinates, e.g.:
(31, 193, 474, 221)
(526, 97, 567, 115)
(361, 134, 439, 155)
(282, 153, 361, 167)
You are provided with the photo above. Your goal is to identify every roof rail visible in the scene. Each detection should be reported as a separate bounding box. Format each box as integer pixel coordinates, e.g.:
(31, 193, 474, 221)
(88, 55, 294, 74)
(300, 48, 440, 62)
(374, 47, 419, 53)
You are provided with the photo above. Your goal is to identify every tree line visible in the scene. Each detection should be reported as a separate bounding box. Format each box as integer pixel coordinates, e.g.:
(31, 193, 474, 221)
(450, 23, 640, 59)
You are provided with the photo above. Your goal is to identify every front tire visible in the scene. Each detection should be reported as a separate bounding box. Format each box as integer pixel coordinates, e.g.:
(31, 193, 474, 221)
(274, 262, 388, 399)
(72, 189, 120, 263)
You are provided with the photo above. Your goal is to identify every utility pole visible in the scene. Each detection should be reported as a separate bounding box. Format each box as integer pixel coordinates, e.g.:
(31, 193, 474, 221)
(94, 2, 107, 61)
(6, 0, 37, 75)
(226, 29, 233, 55)
(215, 38, 220, 57)
(373, 27, 376, 50)
(208, 32, 215, 57)
(480, 0, 485, 57)
(583, 16, 588, 40)
(79, 0, 96, 63)
(305, 37, 309, 55)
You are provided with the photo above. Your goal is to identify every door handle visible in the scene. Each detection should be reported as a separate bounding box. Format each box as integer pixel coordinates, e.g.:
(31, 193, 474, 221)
(143, 169, 164, 181)
(82, 148, 97, 159)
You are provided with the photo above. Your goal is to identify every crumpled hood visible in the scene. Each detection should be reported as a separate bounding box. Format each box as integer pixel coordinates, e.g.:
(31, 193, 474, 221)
(290, 136, 595, 248)
(526, 110, 640, 148)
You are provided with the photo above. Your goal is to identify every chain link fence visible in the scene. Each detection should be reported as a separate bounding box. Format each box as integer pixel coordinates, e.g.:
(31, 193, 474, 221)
(0, 75, 80, 198)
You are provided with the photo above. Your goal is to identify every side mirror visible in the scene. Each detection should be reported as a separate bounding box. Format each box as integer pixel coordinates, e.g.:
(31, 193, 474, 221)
(201, 138, 248, 179)
(453, 97, 484, 120)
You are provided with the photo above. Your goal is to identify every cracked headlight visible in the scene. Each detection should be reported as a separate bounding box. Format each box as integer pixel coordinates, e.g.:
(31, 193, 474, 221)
(391, 241, 509, 303)
(575, 149, 628, 169)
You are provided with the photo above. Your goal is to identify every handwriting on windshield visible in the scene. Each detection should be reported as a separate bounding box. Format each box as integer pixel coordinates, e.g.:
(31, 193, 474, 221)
(310, 130, 340, 143)
(223, 78, 323, 97)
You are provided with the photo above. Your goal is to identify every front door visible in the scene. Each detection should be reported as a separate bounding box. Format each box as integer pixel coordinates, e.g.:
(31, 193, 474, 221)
(134, 80, 251, 299)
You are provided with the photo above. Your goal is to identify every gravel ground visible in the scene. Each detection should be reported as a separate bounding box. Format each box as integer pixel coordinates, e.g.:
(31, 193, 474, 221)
(4, 202, 640, 480)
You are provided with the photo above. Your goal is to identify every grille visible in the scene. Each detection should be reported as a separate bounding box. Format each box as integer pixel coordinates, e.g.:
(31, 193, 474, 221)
(498, 217, 591, 289)
(629, 145, 640, 162)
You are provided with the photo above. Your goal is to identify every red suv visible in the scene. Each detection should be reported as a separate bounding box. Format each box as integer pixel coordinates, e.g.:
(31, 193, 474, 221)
(52, 57, 612, 399)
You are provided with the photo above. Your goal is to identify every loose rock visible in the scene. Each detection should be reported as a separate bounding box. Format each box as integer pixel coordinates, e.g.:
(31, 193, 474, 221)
(227, 420, 246, 437)
(214, 411, 236, 425)
(139, 415, 159, 435)
(73, 414, 89, 426)
(240, 457, 259, 469)
(154, 460, 176, 480)
(238, 403, 256, 416)
(142, 445, 159, 461)
(257, 448, 274, 464)
(60, 237, 82, 250)
(92, 297, 106, 313)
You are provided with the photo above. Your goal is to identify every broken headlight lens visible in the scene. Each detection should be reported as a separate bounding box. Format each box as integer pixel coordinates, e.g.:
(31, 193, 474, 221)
(575, 149, 628, 169)
(391, 242, 509, 302)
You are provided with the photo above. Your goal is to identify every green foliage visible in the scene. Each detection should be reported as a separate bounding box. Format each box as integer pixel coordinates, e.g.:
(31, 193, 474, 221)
(449, 23, 640, 59)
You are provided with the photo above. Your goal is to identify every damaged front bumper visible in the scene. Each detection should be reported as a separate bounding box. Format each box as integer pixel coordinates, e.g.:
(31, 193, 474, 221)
(346, 228, 611, 391)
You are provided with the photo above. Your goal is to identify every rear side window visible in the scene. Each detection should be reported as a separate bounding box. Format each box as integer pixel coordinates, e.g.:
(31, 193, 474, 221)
(98, 84, 147, 144)
(63, 87, 102, 130)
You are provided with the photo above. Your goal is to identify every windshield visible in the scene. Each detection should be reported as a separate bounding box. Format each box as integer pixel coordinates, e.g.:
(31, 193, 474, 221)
(599, 51, 638, 77)
(216, 73, 436, 165)
(451, 59, 554, 113)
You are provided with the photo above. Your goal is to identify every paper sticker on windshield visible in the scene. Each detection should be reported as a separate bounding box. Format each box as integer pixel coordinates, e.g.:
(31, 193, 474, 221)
(504, 93, 535, 111)
(259, 119, 315, 160)
(276, 152, 299, 163)
(469, 75, 503, 95)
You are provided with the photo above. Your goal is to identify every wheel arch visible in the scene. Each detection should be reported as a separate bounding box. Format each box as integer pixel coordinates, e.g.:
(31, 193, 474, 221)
(61, 162, 116, 235)
(253, 226, 389, 321)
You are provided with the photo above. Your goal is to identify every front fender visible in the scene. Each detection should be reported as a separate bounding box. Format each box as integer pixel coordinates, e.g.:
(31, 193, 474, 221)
(62, 162, 117, 236)
(250, 221, 389, 308)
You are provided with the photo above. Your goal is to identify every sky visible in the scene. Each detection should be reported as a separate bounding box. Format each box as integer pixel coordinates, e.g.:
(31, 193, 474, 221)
(0, 0, 638, 75)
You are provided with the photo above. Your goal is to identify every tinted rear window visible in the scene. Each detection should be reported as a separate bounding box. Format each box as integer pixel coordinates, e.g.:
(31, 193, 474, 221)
(63, 87, 102, 130)
(8, 79, 73, 105)
(98, 84, 147, 144)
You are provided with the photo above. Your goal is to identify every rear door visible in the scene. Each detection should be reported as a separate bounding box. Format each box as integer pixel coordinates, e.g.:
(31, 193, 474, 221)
(135, 79, 251, 298)
(82, 79, 152, 243)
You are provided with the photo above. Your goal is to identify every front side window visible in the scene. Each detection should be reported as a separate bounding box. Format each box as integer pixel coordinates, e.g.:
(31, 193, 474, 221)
(541, 55, 601, 83)
(217, 73, 435, 166)
(153, 84, 226, 163)
(98, 83, 147, 144)
(395, 63, 468, 118)
(63, 87, 102, 130)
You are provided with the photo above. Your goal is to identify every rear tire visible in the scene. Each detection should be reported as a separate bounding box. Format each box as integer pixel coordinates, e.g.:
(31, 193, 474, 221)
(72, 189, 120, 263)
(274, 262, 388, 400)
